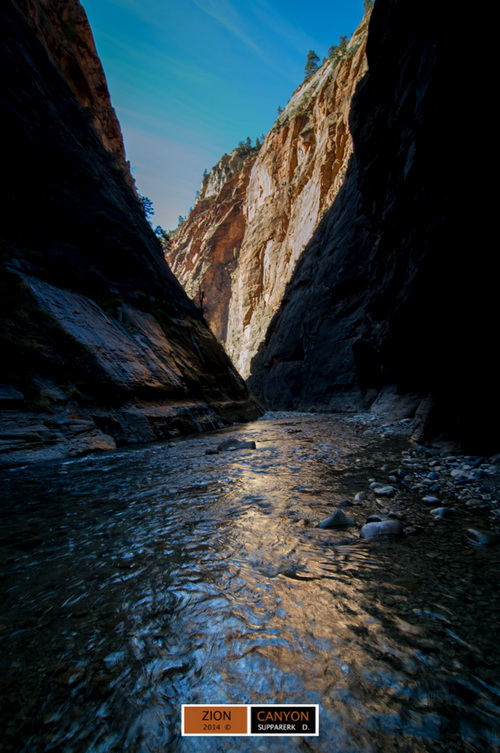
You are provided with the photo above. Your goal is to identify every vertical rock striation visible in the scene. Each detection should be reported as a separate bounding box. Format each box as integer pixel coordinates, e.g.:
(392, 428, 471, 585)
(0, 0, 260, 467)
(166, 14, 370, 377)
(166, 147, 259, 344)
(249, 0, 493, 452)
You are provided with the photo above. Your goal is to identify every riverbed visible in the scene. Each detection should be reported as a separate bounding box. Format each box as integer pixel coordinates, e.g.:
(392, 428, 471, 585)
(1, 413, 499, 752)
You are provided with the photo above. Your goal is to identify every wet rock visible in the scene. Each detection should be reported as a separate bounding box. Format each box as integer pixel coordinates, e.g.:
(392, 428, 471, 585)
(371, 484, 397, 497)
(466, 498, 491, 509)
(360, 520, 403, 538)
(430, 507, 461, 519)
(318, 509, 356, 528)
(422, 495, 440, 505)
(366, 515, 383, 523)
(466, 529, 500, 546)
(338, 500, 354, 507)
(217, 438, 256, 452)
(354, 491, 367, 503)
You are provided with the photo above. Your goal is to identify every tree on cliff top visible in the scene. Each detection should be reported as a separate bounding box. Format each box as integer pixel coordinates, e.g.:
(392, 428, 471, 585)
(304, 50, 320, 79)
(139, 194, 154, 221)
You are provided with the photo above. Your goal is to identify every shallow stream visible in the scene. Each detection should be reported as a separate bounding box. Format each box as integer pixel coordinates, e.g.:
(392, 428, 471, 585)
(1, 413, 499, 752)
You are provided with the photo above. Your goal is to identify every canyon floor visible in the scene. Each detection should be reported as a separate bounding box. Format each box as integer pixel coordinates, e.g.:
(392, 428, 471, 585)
(1, 412, 499, 752)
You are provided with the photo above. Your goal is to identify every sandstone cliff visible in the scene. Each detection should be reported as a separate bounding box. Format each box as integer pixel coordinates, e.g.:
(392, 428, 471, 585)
(0, 0, 260, 467)
(14, 0, 135, 190)
(166, 15, 370, 377)
(249, 0, 493, 452)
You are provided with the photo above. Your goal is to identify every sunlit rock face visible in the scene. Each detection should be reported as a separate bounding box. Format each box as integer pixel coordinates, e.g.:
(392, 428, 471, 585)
(166, 14, 370, 378)
(0, 0, 260, 467)
(166, 147, 259, 346)
(249, 0, 493, 453)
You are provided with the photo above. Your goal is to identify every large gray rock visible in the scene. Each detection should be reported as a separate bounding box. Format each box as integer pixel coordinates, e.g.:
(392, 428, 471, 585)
(360, 520, 403, 538)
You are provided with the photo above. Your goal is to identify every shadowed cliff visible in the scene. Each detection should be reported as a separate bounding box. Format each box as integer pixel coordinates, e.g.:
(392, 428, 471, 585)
(0, 0, 260, 466)
(248, 0, 495, 453)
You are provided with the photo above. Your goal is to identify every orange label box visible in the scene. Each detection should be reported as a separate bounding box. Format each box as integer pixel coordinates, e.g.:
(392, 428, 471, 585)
(182, 705, 248, 735)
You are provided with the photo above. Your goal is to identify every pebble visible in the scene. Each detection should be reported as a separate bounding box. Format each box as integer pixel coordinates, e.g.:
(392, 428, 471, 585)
(422, 495, 440, 505)
(360, 520, 404, 538)
(318, 509, 355, 528)
(466, 498, 490, 509)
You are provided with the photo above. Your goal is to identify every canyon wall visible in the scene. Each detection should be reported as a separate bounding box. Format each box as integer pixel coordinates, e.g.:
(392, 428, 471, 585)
(249, 0, 493, 452)
(0, 0, 260, 467)
(15, 0, 135, 190)
(166, 14, 370, 377)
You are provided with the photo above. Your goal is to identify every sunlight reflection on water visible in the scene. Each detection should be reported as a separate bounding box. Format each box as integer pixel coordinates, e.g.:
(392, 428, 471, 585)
(1, 413, 499, 752)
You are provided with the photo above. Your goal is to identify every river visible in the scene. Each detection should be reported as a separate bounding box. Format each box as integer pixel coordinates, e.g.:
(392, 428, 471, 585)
(1, 413, 499, 753)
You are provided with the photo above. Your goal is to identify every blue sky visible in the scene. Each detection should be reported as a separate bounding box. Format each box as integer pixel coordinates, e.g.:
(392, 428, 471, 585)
(83, 0, 365, 230)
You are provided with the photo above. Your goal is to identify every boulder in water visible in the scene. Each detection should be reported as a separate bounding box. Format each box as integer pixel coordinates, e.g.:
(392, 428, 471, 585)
(318, 509, 356, 528)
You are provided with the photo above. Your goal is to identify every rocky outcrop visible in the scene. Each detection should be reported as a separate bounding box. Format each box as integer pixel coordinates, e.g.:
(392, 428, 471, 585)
(166, 15, 370, 377)
(249, 0, 495, 453)
(0, 0, 260, 467)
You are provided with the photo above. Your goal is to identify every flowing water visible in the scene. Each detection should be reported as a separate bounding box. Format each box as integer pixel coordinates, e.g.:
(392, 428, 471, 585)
(1, 413, 499, 753)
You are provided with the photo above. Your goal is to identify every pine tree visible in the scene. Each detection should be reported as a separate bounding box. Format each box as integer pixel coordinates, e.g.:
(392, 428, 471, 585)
(139, 194, 154, 220)
(338, 35, 349, 53)
(304, 50, 320, 79)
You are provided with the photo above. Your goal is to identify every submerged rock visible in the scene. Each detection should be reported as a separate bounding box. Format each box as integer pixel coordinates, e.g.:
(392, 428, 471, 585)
(217, 438, 256, 452)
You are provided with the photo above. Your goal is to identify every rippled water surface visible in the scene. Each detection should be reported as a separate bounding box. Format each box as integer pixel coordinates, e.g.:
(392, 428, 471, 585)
(1, 413, 499, 753)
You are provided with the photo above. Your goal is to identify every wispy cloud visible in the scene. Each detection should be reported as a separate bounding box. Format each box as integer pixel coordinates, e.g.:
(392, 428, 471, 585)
(252, 0, 317, 55)
(191, 0, 263, 58)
